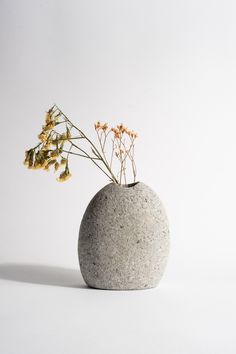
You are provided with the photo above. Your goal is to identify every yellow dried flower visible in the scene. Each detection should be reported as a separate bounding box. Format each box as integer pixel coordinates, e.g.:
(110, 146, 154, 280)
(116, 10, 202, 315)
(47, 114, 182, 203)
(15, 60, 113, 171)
(45, 112, 51, 124)
(57, 168, 71, 182)
(60, 158, 67, 165)
(59, 133, 67, 142)
(51, 138, 58, 146)
(38, 132, 48, 142)
(54, 162, 60, 171)
(25, 150, 34, 168)
(43, 159, 55, 170)
(33, 161, 42, 169)
(43, 142, 51, 150)
(43, 121, 55, 131)
(24, 150, 31, 166)
(50, 149, 60, 159)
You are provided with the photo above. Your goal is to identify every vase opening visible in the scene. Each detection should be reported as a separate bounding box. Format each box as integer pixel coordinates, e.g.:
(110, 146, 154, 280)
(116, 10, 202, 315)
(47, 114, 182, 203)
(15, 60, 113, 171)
(120, 181, 139, 188)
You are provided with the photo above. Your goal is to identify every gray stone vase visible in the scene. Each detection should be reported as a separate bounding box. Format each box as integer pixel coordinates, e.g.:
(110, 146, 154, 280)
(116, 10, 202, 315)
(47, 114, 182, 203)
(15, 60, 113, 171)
(78, 182, 169, 290)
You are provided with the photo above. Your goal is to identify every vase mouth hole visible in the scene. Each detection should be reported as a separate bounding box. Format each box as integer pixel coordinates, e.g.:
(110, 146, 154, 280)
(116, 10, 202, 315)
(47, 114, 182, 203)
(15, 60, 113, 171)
(120, 181, 140, 188)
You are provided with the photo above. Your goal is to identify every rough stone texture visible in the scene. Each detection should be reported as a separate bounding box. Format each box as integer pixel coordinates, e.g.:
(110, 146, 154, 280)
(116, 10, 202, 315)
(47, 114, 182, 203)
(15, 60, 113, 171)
(78, 182, 170, 290)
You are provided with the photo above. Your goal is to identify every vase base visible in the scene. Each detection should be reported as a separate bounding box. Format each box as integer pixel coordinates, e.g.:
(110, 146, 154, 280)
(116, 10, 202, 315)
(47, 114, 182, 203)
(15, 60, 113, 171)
(83, 280, 159, 291)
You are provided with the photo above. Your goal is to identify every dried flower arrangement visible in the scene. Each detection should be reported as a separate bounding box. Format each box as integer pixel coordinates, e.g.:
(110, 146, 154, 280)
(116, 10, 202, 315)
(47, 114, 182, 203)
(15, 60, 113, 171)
(24, 105, 138, 184)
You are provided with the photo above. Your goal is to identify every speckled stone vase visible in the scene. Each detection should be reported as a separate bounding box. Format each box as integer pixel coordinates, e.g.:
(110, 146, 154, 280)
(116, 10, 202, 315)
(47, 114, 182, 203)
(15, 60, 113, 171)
(78, 182, 169, 290)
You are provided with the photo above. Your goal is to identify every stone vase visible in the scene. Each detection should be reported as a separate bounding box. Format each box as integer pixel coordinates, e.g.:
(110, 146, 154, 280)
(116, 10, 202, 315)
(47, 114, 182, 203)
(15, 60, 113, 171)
(78, 182, 169, 290)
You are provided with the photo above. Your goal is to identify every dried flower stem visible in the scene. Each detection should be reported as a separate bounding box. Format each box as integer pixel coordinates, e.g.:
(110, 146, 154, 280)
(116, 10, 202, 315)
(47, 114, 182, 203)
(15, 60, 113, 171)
(54, 106, 119, 183)
(94, 122, 138, 184)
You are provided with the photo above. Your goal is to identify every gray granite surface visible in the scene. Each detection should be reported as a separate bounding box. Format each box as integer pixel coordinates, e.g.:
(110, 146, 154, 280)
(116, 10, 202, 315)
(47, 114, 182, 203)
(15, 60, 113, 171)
(78, 182, 169, 290)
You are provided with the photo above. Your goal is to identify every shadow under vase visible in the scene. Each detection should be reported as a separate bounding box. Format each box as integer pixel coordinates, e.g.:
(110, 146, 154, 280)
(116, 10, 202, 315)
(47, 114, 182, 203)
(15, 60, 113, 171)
(0, 263, 87, 289)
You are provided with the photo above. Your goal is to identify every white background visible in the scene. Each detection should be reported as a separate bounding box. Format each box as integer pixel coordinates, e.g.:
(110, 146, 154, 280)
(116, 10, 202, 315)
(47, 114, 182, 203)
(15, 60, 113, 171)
(1, 0, 236, 353)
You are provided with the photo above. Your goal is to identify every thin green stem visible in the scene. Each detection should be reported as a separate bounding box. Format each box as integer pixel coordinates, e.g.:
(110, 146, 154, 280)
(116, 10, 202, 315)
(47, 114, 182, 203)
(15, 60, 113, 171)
(54, 105, 119, 183)
(68, 142, 113, 181)
(110, 138, 115, 169)
(32, 142, 42, 151)
(62, 150, 100, 160)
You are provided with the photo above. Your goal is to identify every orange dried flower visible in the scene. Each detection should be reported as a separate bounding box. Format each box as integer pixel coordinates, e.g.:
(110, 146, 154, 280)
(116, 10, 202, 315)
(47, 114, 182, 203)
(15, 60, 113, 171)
(102, 123, 108, 131)
(94, 121, 101, 130)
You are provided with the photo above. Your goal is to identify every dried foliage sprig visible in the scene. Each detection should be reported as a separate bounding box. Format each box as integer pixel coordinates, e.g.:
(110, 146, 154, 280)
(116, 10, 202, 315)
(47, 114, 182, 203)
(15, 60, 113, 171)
(24, 105, 138, 184)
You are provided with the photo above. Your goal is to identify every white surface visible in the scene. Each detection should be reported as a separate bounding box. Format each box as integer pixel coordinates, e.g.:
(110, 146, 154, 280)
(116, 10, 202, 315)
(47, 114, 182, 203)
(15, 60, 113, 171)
(1, 0, 236, 353)
(1, 272, 235, 354)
